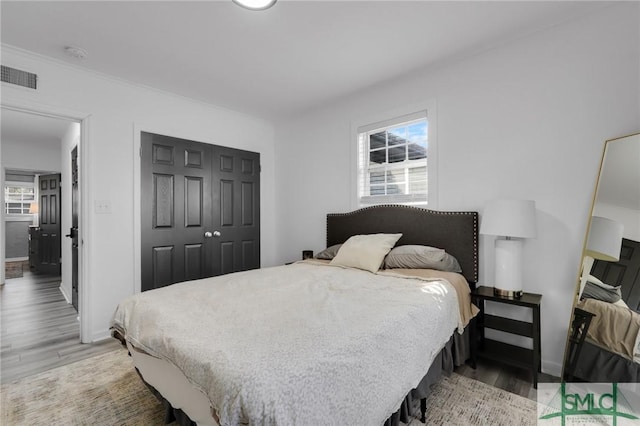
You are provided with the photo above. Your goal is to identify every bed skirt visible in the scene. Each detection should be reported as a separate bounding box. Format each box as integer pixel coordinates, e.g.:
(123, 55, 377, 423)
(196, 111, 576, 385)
(383, 328, 469, 426)
(137, 327, 469, 426)
(573, 339, 640, 383)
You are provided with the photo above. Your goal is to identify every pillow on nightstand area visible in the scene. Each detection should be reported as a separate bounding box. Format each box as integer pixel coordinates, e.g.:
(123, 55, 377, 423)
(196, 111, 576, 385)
(315, 244, 342, 260)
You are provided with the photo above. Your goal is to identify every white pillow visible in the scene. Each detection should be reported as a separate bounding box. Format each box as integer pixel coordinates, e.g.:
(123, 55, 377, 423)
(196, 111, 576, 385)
(330, 233, 402, 273)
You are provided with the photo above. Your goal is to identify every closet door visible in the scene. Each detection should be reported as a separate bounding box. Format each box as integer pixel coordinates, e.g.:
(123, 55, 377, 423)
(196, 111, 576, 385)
(140, 132, 260, 291)
(210, 144, 260, 276)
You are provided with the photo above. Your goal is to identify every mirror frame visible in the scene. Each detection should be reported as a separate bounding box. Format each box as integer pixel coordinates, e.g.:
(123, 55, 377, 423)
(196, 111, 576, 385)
(561, 131, 640, 380)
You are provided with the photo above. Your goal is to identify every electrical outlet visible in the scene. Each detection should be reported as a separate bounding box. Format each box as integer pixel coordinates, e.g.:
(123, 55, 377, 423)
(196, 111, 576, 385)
(95, 200, 112, 214)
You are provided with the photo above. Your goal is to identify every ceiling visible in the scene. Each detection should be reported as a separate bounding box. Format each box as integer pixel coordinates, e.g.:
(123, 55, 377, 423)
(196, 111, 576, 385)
(0, 1, 609, 121)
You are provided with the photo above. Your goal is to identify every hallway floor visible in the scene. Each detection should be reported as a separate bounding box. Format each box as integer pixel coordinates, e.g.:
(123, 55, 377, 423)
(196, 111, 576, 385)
(1, 272, 120, 384)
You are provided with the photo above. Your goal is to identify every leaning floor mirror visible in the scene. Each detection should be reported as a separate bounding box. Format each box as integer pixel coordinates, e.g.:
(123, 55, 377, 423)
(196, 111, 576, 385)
(563, 132, 640, 382)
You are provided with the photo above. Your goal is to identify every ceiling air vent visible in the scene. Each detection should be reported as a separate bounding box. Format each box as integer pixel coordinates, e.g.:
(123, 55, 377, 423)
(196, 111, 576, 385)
(1, 65, 37, 90)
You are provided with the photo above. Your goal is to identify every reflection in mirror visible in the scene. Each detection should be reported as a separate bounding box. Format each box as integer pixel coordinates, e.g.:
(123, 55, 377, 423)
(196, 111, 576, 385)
(564, 133, 640, 383)
(579, 216, 624, 297)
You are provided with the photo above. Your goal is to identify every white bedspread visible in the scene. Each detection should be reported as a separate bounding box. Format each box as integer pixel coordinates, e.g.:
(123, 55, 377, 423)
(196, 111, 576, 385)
(111, 262, 460, 426)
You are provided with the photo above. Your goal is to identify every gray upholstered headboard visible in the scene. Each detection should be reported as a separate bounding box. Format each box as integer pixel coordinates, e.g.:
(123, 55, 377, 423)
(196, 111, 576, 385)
(326, 205, 479, 284)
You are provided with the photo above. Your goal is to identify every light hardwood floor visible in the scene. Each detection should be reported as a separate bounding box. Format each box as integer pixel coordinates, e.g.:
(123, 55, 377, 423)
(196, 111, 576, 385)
(1, 271, 559, 398)
(1, 271, 121, 384)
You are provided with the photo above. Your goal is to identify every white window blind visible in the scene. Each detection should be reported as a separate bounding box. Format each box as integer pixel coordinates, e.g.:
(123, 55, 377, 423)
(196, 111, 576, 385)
(357, 111, 428, 206)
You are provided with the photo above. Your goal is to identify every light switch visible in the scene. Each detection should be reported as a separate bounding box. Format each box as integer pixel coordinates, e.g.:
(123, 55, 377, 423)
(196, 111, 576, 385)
(95, 200, 112, 214)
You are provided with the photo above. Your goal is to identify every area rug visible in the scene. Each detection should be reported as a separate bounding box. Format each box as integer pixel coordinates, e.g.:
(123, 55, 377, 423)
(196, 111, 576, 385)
(411, 373, 537, 426)
(1, 348, 537, 425)
(4, 261, 27, 279)
(1, 348, 165, 425)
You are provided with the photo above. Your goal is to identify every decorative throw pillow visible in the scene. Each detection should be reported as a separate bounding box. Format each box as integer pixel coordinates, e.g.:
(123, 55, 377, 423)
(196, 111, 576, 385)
(330, 233, 402, 273)
(315, 244, 342, 260)
(383, 244, 462, 273)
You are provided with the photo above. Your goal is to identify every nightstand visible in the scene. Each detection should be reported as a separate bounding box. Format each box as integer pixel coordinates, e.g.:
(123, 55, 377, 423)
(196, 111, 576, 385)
(471, 286, 542, 388)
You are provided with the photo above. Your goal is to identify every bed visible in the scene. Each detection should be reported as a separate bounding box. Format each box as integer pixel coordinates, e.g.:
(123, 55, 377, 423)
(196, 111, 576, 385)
(568, 238, 640, 383)
(571, 299, 640, 382)
(111, 205, 479, 425)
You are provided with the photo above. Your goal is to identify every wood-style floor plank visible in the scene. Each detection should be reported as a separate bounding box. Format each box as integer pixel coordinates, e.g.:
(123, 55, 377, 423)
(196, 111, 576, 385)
(0, 272, 121, 384)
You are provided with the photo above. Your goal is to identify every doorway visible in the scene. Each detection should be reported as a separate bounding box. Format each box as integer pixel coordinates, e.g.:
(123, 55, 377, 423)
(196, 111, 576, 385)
(1, 106, 84, 337)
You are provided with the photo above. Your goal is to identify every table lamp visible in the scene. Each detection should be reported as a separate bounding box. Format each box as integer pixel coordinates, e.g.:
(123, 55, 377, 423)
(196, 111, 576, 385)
(29, 202, 39, 226)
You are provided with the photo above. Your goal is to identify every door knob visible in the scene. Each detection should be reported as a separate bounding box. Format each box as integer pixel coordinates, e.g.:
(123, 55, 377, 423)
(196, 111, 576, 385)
(204, 231, 213, 238)
(213, 231, 221, 237)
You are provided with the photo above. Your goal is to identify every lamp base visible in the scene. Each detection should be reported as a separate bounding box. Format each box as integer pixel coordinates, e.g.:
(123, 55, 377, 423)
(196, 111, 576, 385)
(493, 287, 523, 298)
(494, 238, 524, 298)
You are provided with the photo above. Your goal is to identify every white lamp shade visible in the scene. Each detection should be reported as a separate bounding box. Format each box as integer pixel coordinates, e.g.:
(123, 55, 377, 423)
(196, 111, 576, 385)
(480, 199, 537, 239)
(585, 216, 623, 261)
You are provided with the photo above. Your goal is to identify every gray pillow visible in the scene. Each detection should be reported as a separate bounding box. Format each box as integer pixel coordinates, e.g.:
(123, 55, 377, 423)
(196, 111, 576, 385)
(315, 244, 342, 260)
(383, 245, 462, 273)
(582, 280, 622, 304)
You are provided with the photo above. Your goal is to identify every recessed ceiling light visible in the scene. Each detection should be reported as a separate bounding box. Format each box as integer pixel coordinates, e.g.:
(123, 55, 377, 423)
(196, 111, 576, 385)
(232, 0, 277, 11)
(64, 46, 88, 60)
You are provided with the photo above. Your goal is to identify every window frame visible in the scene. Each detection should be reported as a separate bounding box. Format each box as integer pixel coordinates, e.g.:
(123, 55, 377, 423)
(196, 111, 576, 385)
(4, 181, 36, 216)
(350, 101, 438, 210)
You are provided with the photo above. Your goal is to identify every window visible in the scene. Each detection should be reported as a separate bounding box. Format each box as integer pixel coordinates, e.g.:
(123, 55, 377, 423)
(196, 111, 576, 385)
(357, 112, 428, 206)
(4, 184, 35, 215)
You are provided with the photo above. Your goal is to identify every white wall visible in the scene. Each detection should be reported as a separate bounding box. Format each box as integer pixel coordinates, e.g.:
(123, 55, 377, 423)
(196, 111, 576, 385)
(60, 122, 80, 303)
(274, 3, 640, 376)
(1, 46, 276, 341)
(1, 137, 61, 172)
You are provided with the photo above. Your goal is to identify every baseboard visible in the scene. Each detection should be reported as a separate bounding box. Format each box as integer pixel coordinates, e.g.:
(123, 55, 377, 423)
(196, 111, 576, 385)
(92, 330, 112, 343)
(59, 284, 72, 304)
(542, 360, 562, 379)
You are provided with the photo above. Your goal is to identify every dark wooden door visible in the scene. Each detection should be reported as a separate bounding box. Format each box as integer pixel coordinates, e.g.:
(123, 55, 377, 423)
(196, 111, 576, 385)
(592, 238, 640, 311)
(211, 144, 261, 275)
(70, 147, 79, 311)
(38, 174, 62, 276)
(140, 132, 260, 291)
